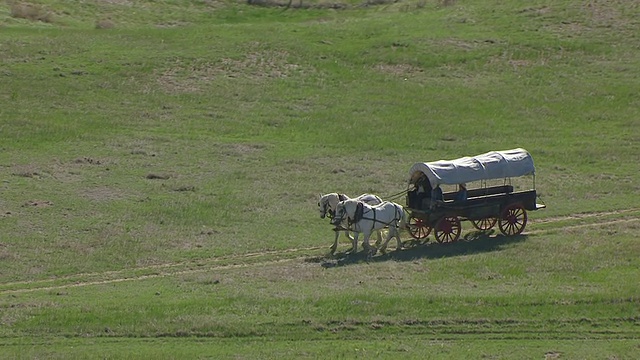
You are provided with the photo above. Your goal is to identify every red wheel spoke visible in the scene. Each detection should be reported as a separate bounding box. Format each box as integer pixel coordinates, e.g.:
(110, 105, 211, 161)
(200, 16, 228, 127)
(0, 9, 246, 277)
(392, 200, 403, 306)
(409, 215, 431, 240)
(499, 204, 527, 236)
(471, 217, 497, 231)
(435, 216, 461, 243)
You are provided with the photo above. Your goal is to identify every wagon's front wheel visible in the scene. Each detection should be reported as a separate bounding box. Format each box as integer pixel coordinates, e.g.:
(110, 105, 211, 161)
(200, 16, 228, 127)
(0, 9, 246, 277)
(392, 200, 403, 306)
(498, 204, 527, 236)
(471, 217, 497, 231)
(434, 216, 461, 243)
(408, 215, 431, 241)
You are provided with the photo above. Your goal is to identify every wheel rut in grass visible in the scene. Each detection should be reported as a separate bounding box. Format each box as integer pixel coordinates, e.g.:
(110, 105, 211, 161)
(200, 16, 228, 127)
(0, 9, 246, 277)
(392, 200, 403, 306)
(0, 246, 326, 294)
(1, 209, 639, 294)
(530, 207, 640, 224)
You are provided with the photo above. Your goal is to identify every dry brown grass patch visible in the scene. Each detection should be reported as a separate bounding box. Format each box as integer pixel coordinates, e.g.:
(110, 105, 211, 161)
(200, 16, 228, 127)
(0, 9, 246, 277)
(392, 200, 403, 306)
(219, 49, 303, 80)
(219, 143, 267, 157)
(9, 2, 54, 23)
(11, 164, 42, 179)
(22, 200, 53, 208)
(95, 19, 116, 29)
(373, 63, 424, 78)
(547, 1, 639, 36)
(96, 0, 133, 4)
(246, 0, 350, 10)
(156, 49, 306, 93)
(81, 187, 130, 202)
(156, 67, 202, 94)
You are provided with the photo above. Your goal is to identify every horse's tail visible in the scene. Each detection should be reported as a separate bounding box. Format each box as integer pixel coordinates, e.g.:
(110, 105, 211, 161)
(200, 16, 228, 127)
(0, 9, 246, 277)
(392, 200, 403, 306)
(395, 203, 408, 230)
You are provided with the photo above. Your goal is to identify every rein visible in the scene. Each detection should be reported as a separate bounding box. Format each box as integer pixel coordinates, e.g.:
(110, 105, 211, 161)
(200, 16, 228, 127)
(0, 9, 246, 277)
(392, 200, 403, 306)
(382, 189, 409, 202)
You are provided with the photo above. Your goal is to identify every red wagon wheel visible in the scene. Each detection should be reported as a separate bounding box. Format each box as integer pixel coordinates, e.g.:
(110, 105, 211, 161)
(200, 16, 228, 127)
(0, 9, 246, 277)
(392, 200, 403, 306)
(498, 204, 528, 236)
(434, 216, 461, 243)
(408, 215, 432, 241)
(471, 217, 497, 231)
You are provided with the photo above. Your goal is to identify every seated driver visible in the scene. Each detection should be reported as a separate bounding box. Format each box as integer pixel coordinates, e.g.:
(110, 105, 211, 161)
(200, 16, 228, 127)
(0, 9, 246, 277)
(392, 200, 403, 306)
(454, 183, 467, 202)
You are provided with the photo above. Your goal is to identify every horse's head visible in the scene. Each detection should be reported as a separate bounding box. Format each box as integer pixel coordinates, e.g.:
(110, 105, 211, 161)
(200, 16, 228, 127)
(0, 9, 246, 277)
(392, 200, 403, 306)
(331, 199, 358, 226)
(318, 193, 340, 219)
(318, 194, 329, 219)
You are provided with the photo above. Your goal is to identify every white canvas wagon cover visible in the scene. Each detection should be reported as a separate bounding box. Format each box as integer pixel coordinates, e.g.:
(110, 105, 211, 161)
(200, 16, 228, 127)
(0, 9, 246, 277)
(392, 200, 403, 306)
(408, 148, 535, 187)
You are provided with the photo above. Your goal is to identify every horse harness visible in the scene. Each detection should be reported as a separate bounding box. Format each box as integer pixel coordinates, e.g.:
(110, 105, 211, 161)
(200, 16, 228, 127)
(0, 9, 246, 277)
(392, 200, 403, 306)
(349, 202, 402, 231)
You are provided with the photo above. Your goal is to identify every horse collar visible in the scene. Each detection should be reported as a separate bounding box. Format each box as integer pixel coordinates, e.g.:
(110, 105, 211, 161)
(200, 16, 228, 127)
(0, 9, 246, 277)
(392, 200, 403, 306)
(353, 202, 364, 224)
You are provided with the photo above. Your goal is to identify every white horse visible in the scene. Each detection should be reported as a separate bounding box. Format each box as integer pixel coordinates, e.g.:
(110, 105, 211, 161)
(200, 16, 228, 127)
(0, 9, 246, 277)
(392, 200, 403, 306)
(318, 193, 383, 254)
(331, 199, 407, 255)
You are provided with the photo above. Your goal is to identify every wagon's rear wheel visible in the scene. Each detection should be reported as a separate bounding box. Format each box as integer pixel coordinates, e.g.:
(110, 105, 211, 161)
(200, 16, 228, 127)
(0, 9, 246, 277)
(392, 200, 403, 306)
(434, 216, 461, 243)
(408, 215, 431, 241)
(498, 204, 528, 236)
(471, 217, 497, 231)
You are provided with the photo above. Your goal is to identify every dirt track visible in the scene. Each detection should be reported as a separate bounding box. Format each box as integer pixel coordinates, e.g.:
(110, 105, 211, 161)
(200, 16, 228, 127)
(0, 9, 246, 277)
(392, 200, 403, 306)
(2, 208, 639, 295)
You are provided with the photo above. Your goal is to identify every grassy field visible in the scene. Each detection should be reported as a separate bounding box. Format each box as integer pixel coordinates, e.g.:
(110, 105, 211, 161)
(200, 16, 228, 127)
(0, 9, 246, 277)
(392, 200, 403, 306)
(1, 0, 639, 358)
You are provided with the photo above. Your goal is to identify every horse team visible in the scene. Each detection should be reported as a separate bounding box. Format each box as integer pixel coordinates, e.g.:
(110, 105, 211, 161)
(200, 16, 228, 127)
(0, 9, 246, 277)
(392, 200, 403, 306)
(318, 193, 408, 255)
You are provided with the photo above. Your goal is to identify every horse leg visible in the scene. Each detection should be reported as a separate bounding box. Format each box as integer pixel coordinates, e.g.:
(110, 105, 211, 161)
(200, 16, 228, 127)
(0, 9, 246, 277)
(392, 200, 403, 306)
(374, 229, 383, 248)
(362, 231, 375, 255)
(395, 225, 403, 250)
(348, 232, 359, 254)
(380, 225, 403, 253)
(378, 228, 393, 254)
(329, 230, 340, 255)
(344, 230, 355, 241)
(340, 219, 355, 242)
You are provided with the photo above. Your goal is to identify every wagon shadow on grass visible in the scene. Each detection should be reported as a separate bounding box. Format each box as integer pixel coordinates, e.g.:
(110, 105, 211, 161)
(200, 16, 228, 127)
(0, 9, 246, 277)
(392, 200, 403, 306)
(312, 230, 528, 268)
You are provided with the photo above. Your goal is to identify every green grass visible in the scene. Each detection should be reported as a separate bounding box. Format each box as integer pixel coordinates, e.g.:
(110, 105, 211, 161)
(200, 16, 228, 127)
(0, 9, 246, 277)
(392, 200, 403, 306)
(1, 0, 639, 358)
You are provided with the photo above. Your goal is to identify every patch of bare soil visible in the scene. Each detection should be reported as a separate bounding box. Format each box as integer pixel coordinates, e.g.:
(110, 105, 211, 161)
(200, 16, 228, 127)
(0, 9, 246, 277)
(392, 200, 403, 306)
(96, 0, 133, 5)
(12, 158, 108, 184)
(247, 0, 350, 9)
(130, 149, 157, 157)
(508, 59, 534, 68)
(146, 173, 170, 180)
(11, 164, 43, 179)
(22, 200, 53, 208)
(73, 157, 103, 165)
(156, 66, 201, 93)
(545, 352, 561, 360)
(81, 187, 128, 202)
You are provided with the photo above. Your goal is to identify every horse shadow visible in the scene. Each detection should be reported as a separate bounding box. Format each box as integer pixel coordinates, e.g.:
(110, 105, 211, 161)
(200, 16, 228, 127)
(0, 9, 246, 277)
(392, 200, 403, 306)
(307, 230, 528, 268)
